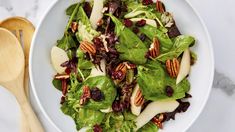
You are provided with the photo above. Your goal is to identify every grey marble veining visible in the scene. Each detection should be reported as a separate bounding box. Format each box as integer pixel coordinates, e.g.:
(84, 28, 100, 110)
(0, 0, 15, 16)
(213, 70, 235, 96)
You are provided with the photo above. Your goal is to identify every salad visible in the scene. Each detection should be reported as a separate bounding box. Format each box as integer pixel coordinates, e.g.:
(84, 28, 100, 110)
(51, 0, 197, 131)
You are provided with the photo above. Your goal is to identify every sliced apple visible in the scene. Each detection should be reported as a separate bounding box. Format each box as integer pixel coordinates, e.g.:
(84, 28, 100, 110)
(134, 100, 179, 131)
(130, 18, 157, 27)
(89, 0, 104, 29)
(130, 84, 142, 116)
(176, 48, 191, 84)
(90, 59, 106, 77)
(51, 46, 69, 74)
(100, 107, 113, 113)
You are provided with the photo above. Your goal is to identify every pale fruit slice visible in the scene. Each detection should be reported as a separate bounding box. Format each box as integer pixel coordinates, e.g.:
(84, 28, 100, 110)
(130, 84, 142, 116)
(90, 0, 104, 29)
(134, 100, 179, 130)
(100, 107, 113, 113)
(176, 48, 191, 84)
(90, 59, 106, 77)
(130, 18, 157, 27)
(51, 46, 69, 74)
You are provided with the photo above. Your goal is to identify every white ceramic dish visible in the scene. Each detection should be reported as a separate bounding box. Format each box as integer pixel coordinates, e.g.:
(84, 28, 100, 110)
(29, 0, 214, 131)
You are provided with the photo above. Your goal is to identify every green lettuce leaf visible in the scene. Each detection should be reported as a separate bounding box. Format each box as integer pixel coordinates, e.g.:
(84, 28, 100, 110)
(137, 122, 159, 132)
(108, 14, 148, 64)
(101, 112, 136, 132)
(139, 25, 173, 52)
(157, 35, 195, 62)
(137, 61, 190, 101)
(77, 76, 117, 110)
(75, 108, 105, 129)
(52, 79, 62, 91)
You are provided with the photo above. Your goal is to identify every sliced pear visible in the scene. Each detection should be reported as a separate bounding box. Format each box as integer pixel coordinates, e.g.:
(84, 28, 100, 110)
(130, 84, 142, 116)
(51, 46, 69, 74)
(100, 107, 113, 113)
(89, 0, 104, 29)
(78, 127, 91, 132)
(130, 18, 157, 27)
(134, 100, 179, 130)
(176, 48, 191, 84)
(90, 59, 106, 77)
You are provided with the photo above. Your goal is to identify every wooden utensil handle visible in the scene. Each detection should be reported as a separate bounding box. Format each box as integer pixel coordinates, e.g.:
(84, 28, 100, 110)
(13, 87, 44, 132)
(20, 112, 30, 132)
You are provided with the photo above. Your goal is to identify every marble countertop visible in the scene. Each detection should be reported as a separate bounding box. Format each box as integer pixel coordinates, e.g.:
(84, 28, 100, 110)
(0, 0, 235, 131)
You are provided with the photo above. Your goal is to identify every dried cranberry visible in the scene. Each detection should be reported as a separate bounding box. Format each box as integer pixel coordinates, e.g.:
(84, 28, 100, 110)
(142, 0, 153, 5)
(136, 19, 146, 27)
(139, 34, 146, 41)
(65, 68, 71, 74)
(132, 27, 139, 34)
(91, 87, 104, 101)
(93, 124, 102, 132)
(165, 86, 174, 97)
(124, 19, 133, 27)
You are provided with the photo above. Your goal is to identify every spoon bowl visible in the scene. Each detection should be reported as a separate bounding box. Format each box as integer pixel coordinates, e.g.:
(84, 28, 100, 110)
(0, 28, 24, 83)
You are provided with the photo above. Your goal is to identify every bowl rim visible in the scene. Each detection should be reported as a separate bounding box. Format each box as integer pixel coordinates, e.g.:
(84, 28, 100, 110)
(29, 0, 215, 131)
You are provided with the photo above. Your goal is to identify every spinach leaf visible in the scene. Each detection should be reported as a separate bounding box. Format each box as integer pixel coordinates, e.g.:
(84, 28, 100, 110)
(137, 61, 165, 100)
(76, 6, 100, 42)
(137, 122, 159, 132)
(52, 79, 62, 91)
(66, 4, 78, 16)
(57, 34, 76, 51)
(75, 108, 105, 129)
(78, 76, 117, 110)
(108, 14, 148, 64)
(137, 61, 190, 101)
(157, 35, 195, 62)
(139, 25, 173, 52)
(76, 48, 93, 69)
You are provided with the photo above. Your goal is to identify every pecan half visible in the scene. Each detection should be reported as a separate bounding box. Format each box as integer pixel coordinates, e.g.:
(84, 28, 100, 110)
(152, 114, 165, 129)
(166, 58, 180, 78)
(124, 62, 136, 69)
(134, 89, 145, 106)
(112, 62, 127, 81)
(156, 0, 165, 13)
(79, 86, 91, 105)
(71, 22, 78, 33)
(54, 74, 70, 80)
(148, 38, 160, 58)
(80, 41, 96, 55)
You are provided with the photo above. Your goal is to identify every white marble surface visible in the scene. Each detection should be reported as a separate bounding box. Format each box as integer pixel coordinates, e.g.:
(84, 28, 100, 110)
(0, 0, 235, 131)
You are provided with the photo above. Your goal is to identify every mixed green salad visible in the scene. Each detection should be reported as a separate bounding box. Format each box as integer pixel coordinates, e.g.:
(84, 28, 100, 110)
(51, 0, 197, 131)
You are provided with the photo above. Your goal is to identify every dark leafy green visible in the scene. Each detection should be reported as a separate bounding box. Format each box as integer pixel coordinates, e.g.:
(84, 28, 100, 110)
(57, 34, 76, 51)
(52, 79, 62, 91)
(157, 35, 195, 62)
(137, 61, 190, 101)
(139, 25, 173, 52)
(108, 14, 148, 64)
(76, 48, 93, 69)
(77, 76, 117, 110)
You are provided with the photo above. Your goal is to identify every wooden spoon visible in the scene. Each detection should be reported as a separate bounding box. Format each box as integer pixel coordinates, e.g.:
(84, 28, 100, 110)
(0, 16, 35, 97)
(0, 28, 44, 132)
(0, 17, 35, 132)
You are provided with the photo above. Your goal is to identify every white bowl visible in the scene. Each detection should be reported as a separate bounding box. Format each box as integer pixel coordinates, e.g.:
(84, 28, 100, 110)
(29, 0, 214, 132)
